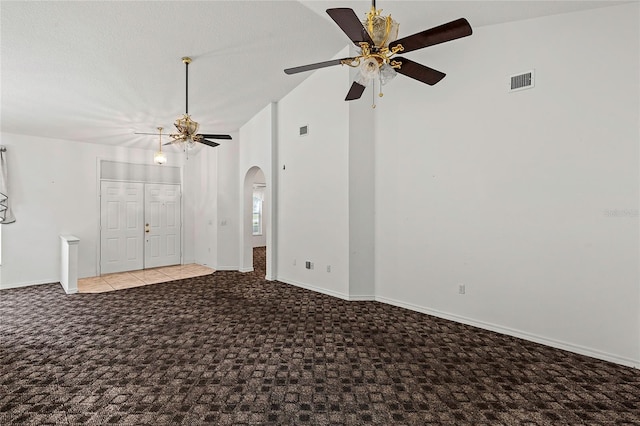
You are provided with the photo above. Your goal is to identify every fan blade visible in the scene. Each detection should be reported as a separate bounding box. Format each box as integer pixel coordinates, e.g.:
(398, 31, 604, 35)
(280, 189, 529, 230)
(134, 132, 159, 135)
(389, 18, 472, 54)
(199, 139, 220, 148)
(345, 81, 366, 101)
(393, 57, 446, 85)
(326, 8, 374, 46)
(285, 58, 353, 75)
(199, 134, 232, 140)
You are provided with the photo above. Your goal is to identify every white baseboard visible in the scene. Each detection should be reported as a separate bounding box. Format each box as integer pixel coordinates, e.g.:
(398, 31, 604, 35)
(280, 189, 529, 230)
(0, 279, 58, 291)
(238, 267, 254, 273)
(375, 295, 639, 369)
(216, 266, 240, 271)
(274, 277, 374, 301)
(277, 276, 351, 301)
(348, 294, 376, 301)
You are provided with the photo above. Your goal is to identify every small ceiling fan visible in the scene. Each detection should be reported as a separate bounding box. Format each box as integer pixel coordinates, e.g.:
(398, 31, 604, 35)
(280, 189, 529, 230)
(137, 57, 231, 149)
(284, 0, 472, 101)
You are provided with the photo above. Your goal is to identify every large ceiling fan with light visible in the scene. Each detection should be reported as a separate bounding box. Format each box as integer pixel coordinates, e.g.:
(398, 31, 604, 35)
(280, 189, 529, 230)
(137, 57, 232, 154)
(284, 0, 472, 101)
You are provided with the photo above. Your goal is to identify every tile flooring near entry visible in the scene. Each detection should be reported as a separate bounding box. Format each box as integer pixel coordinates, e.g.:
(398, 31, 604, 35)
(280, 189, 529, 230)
(78, 264, 215, 293)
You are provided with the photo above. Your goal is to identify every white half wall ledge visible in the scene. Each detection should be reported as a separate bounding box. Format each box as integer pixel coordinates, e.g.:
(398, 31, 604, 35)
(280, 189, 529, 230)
(60, 235, 80, 295)
(375, 295, 640, 370)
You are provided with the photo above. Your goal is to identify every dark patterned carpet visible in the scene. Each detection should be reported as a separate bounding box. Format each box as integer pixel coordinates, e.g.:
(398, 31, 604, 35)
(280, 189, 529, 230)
(1, 247, 639, 425)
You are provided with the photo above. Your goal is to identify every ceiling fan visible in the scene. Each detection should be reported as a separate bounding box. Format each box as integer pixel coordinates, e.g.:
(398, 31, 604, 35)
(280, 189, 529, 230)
(284, 0, 472, 101)
(136, 57, 232, 150)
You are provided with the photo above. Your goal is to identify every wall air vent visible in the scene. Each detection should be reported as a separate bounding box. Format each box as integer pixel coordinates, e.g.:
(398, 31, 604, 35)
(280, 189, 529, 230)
(299, 125, 309, 136)
(509, 70, 535, 92)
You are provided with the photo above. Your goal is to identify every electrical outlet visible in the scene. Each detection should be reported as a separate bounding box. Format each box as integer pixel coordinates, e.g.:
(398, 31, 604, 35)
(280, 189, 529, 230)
(326, 265, 331, 273)
(305, 261, 311, 270)
(458, 284, 466, 295)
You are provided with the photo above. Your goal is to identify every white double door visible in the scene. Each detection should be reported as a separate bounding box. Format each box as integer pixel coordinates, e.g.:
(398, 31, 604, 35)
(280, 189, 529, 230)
(100, 181, 181, 274)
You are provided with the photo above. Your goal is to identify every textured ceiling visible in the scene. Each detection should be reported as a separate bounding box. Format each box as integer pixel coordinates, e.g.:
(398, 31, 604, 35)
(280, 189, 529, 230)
(1, 0, 629, 149)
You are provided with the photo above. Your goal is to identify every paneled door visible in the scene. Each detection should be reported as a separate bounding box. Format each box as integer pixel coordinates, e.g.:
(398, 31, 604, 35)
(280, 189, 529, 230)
(100, 181, 145, 274)
(100, 182, 181, 274)
(144, 184, 181, 269)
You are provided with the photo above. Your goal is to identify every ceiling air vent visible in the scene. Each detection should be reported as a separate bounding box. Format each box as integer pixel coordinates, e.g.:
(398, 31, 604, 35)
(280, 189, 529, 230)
(509, 70, 534, 92)
(299, 125, 309, 137)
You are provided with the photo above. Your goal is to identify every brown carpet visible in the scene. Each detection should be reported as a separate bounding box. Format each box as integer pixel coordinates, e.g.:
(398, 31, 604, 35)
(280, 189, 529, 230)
(1, 247, 639, 425)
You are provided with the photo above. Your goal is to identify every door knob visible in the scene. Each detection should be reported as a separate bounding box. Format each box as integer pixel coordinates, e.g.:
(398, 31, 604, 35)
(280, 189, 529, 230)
(145, 223, 150, 233)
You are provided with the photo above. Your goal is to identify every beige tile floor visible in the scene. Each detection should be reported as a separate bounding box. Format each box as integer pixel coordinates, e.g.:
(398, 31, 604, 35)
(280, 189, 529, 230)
(78, 264, 215, 293)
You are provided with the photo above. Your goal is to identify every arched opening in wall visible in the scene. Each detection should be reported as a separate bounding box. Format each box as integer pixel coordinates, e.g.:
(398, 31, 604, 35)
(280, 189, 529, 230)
(241, 166, 268, 277)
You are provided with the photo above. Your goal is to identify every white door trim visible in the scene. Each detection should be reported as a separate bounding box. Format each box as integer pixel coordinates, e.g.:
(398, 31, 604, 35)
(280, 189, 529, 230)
(97, 158, 183, 276)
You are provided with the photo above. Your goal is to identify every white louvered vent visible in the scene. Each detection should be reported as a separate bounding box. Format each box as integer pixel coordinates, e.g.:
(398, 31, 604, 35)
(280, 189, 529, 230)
(509, 70, 535, 92)
(299, 125, 309, 136)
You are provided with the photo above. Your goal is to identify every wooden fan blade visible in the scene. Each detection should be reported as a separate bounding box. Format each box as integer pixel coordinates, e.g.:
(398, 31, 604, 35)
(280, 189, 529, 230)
(345, 81, 366, 101)
(326, 8, 374, 46)
(394, 57, 446, 85)
(389, 18, 472, 54)
(199, 134, 232, 140)
(199, 139, 220, 148)
(285, 58, 353, 75)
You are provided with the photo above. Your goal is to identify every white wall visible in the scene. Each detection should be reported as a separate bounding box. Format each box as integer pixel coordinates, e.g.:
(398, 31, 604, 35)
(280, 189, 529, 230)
(239, 104, 273, 273)
(191, 147, 218, 268)
(188, 131, 240, 271)
(348, 64, 376, 300)
(216, 132, 240, 270)
(0, 133, 182, 288)
(182, 152, 197, 265)
(374, 3, 639, 366)
(276, 48, 351, 298)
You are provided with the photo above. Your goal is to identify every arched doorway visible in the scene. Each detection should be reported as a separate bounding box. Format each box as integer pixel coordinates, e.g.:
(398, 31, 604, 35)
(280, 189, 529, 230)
(240, 166, 270, 278)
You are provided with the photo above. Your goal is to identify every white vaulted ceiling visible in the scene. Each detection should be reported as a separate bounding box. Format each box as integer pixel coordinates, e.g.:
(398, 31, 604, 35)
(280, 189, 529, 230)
(1, 0, 628, 149)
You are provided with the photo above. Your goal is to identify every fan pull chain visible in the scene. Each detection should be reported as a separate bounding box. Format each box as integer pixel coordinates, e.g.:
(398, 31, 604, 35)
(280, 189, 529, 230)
(371, 80, 376, 108)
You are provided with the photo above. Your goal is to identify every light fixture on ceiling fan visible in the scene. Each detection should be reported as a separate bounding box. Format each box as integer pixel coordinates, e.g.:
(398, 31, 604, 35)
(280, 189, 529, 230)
(284, 0, 472, 103)
(136, 56, 232, 159)
(153, 127, 167, 165)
